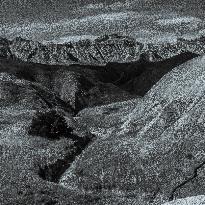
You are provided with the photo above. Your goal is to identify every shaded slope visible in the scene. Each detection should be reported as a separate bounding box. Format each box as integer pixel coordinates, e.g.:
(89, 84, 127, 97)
(0, 57, 135, 111)
(0, 50, 198, 112)
(98, 51, 199, 95)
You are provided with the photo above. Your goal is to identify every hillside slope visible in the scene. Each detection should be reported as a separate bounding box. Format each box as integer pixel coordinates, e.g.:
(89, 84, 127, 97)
(60, 55, 205, 204)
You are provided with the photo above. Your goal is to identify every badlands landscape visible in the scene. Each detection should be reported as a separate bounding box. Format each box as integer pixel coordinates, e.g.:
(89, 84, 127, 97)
(1, 0, 205, 205)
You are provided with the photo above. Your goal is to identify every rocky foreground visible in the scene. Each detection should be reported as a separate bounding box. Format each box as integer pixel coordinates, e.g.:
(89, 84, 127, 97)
(0, 36, 205, 205)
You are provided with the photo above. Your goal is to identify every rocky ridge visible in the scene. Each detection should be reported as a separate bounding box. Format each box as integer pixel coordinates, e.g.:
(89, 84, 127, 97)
(1, 34, 205, 65)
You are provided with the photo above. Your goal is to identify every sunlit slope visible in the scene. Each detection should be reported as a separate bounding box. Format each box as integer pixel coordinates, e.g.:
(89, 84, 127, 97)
(60, 55, 205, 204)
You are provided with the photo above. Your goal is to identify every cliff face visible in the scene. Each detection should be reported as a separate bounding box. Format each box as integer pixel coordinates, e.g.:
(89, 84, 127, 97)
(9, 35, 141, 65)
(2, 34, 205, 66)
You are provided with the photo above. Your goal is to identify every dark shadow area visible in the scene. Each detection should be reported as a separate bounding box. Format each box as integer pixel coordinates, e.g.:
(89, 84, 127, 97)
(96, 52, 199, 96)
(28, 110, 73, 140)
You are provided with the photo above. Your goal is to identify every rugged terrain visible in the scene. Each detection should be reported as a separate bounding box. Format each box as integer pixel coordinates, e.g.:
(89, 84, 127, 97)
(0, 35, 205, 205)
(1, 35, 205, 66)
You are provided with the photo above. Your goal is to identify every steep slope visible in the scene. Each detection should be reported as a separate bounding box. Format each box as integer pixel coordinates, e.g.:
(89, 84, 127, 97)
(60, 55, 205, 204)
(0, 37, 12, 58)
(67, 52, 198, 136)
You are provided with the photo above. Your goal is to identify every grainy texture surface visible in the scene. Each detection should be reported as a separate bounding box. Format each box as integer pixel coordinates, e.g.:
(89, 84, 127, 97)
(0, 1, 204, 205)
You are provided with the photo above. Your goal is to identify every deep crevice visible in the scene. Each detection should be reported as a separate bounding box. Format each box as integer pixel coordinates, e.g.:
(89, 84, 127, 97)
(38, 133, 94, 183)
(30, 110, 95, 183)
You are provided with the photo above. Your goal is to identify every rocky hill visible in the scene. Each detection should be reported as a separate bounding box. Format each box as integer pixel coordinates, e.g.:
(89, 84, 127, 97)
(60, 54, 205, 204)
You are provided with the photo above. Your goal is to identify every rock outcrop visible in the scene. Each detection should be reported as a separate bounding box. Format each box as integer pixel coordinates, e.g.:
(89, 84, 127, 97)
(9, 35, 142, 65)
